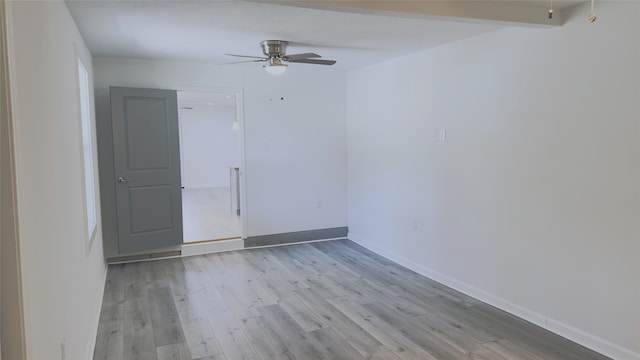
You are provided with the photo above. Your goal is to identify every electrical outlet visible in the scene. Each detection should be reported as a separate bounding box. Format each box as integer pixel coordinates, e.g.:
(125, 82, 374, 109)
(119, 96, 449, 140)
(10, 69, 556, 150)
(316, 200, 323, 209)
(433, 129, 447, 142)
(412, 219, 418, 231)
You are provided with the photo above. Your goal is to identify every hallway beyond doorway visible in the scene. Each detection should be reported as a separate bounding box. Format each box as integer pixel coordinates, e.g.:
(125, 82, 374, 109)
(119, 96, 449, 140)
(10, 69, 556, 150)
(182, 187, 241, 242)
(177, 90, 243, 244)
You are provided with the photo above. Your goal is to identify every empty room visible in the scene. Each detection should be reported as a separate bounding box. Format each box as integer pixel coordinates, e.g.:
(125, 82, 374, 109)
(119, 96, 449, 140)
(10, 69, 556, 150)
(1, 1, 638, 360)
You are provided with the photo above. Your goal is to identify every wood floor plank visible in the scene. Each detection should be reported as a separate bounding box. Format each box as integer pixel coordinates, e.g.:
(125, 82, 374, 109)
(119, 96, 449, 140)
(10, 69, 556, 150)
(246, 276, 279, 307)
(252, 269, 298, 301)
(312, 242, 396, 287)
(284, 244, 361, 280)
(314, 273, 368, 300)
(156, 343, 191, 360)
(293, 287, 383, 353)
(258, 250, 310, 290)
(93, 320, 124, 360)
(99, 301, 125, 322)
(144, 260, 170, 290)
(363, 301, 472, 360)
(360, 346, 405, 360)
(277, 294, 326, 332)
(215, 272, 262, 319)
(242, 249, 307, 299)
(326, 296, 439, 360)
(148, 287, 186, 347)
(173, 294, 223, 358)
(164, 258, 191, 297)
(182, 256, 215, 284)
(405, 290, 502, 344)
(181, 320, 223, 359)
(307, 327, 366, 360)
(326, 275, 429, 317)
(468, 347, 513, 360)
(192, 355, 227, 360)
(303, 274, 353, 299)
(96, 240, 612, 360)
(218, 250, 260, 276)
(240, 316, 295, 360)
(182, 256, 223, 302)
(410, 303, 494, 355)
(199, 252, 227, 277)
(124, 331, 157, 360)
(203, 299, 261, 360)
(484, 338, 547, 360)
(267, 248, 322, 279)
(173, 294, 205, 326)
(123, 262, 148, 299)
(323, 240, 481, 306)
(257, 304, 329, 360)
(103, 264, 126, 305)
(123, 296, 156, 360)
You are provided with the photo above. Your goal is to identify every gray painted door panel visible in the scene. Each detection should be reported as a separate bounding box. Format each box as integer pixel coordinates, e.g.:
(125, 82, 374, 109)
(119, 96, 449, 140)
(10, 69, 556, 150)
(110, 87, 183, 254)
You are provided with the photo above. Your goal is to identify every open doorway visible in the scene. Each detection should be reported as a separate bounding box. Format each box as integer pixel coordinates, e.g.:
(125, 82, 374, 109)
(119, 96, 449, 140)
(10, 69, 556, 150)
(177, 91, 242, 243)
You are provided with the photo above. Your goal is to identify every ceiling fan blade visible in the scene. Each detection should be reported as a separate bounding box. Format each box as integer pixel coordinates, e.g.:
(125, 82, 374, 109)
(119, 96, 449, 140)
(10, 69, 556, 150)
(225, 53, 267, 60)
(217, 59, 265, 65)
(287, 58, 337, 65)
(283, 53, 321, 60)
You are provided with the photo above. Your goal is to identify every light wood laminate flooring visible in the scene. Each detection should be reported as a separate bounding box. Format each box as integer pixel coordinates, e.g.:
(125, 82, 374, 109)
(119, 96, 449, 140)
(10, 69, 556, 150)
(93, 239, 610, 360)
(182, 187, 241, 243)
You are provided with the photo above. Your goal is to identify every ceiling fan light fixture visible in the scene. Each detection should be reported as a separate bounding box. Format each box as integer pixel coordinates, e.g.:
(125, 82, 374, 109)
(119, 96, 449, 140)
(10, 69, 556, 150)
(224, 40, 336, 71)
(263, 57, 288, 75)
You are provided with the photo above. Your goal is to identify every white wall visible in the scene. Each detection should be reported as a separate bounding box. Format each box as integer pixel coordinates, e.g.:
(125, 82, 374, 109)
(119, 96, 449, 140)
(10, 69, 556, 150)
(94, 58, 348, 256)
(347, 2, 640, 359)
(180, 105, 239, 188)
(5, 1, 106, 359)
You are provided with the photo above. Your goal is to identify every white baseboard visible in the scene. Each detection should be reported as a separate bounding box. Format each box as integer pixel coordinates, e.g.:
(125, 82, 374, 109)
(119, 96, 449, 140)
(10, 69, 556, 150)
(348, 233, 640, 360)
(181, 238, 244, 257)
(88, 262, 109, 360)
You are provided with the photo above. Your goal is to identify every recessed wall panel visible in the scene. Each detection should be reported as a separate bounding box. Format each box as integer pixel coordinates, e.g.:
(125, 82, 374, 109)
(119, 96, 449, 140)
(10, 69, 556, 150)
(128, 185, 172, 234)
(124, 97, 170, 170)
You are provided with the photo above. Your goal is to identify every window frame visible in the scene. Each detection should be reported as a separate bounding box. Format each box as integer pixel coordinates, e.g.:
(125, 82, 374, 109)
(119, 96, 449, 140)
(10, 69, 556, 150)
(77, 57, 98, 249)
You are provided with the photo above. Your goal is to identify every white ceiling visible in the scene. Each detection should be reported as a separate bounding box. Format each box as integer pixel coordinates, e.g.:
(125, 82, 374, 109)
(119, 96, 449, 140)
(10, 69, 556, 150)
(66, 0, 583, 106)
(66, 0, 511, 71)
(66, 0, 586, 72)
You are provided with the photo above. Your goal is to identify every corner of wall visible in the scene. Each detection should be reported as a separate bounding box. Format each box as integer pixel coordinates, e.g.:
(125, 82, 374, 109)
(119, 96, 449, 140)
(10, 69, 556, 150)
(348, 233, 640, 360)
(0, 1, 27, 358)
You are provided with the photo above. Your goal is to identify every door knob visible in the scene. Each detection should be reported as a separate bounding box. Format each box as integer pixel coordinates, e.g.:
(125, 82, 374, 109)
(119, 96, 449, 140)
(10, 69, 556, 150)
(116, 176, 130, 183)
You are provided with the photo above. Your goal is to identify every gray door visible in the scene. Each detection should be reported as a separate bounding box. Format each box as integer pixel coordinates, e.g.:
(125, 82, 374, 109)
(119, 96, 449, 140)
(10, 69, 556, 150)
(110, 87, 183, 254)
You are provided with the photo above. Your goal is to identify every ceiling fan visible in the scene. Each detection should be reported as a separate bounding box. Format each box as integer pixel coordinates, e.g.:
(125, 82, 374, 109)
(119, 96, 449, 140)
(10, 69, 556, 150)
(223, 40, 337, 75)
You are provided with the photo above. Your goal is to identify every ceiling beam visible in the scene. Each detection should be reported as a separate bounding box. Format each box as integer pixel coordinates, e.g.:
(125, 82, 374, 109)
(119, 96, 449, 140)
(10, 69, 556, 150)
(246, 0, 581, 26)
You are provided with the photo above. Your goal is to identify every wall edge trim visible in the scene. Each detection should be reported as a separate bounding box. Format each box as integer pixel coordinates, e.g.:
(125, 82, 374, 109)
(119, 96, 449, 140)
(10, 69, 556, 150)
(0, 0, 27, 358)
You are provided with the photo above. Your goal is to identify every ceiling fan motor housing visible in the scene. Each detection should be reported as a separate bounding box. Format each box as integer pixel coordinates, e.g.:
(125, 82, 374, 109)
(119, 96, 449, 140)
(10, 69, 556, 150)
(260, 40, 288, 57)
